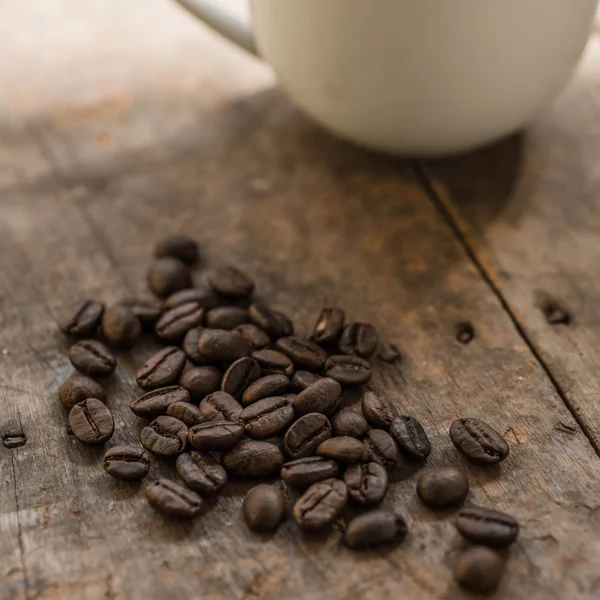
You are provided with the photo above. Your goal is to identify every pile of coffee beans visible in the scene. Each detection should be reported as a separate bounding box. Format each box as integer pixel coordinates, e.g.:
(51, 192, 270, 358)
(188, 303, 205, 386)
(57, 234, 517, 594)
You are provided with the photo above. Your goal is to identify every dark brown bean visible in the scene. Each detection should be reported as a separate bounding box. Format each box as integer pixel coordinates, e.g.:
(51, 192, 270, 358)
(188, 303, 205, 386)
(188, 421, 244, 451)
(206, 306, 248, 330)
(275, 337, 327, 371)
(292, 370, 321, 391)
(136, 347, 186, 390)
(236, 323, 271, 350)
(197, 329, 250, 363)
(293, 377, 341, 416)
(390, 415, 431, 460)
(377, 342, 402, 363)
(241, 396, 295, 439)
(182, 327, 206, 364)
(166, 401, 204, 426)
(164, 286, 219, 310)
(251, 349, 294, 377)
(363, 429, 401, 470)
(339, 322, 378, 358)
(331, 409, 369, 438)
(317, 436, 366, 463)
(293, 478, 348, 530)
(324, 355, 372, 386)
(312, 307, 345, 344)
(145, 479, 202, 519)
(68, 340, 116, 378)
(207, 266, 254, 299)
(242, 374, 289, 406)
(176, 451, 227, 495)
(180, 366, 222, 402)
(69, 398, 114, 444)
(248, 301, 294, 337)
(361, 391, 398, 429)
(417, 467, 470, 509)
(344, 511, 407, 550)
(281, 456, 339, 489)
(283, 413, 332, 458)
(221, 357, 261, 400)
(454, 546, 505, 594)
(131, 386, 190, 419)
(58, 299, 104, 337)
(141, 416, 188, 457)
(222, 440, 285, 478)
(59, 372, 106, 409)
(456, 507, 519, 548)
(103, 445, 150, 481)
(243, 484, 285, 532)
(449, 418, 510, 465)
(119, 298, 163, 326)
(198, 391, 243, 423)
(154, 234, 199, 264)
(147, 257, 191, 298)
(155, 302, 205, 342)
(101, 305, 141, 348)
(344, 462, 388, 506)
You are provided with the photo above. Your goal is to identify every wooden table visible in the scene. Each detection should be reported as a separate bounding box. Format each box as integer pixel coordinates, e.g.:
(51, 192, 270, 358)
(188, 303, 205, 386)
(2, 2, 600, 599)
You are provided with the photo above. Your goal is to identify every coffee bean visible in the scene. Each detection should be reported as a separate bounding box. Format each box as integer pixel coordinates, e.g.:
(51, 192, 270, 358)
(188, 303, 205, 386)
(344, 510, 407, 550)
(131, 386, 190, 419)
(101, 305, 142, 348)
(197, 329, 250, 363)
(276, 337, 327, 371)
(164, 286, 219, 310)
(248, 301, 294, 337)
(154, 234, 199, 264)
(324, 355, 372, 386)
(103, 445, 150, 481)
(243, 484, 285, 532)
(242, 374, 289, 406)
(339, 322, 378, 358)
(454, 546, 505, 594)
(119, 298, 163, 326)
(377, 341, 402, 363)
(59, 299, 105, 338)
(147, 257, 191, 298)
(182, 328, 206, 364)
(389, 415, 431, 460)
(363, 429, 400, 470)
(241, 396, 295, 439)
(317, 436, 366, 462)
(293, 478, 348, 530)
(292, 370, 321, 391)
(221, 357, 261, 400)
(207, 266, 254, 299)
(281, 456, 339, 488)
(251, 349, 294, 377)
(449, 418, 510, 465)
(361, 391, 398, 429)
(155, 302, 205, 342)
(141, 416, 188, 457)
(198, 391, 243, 423)
(331, 409, 370, 438)
(145, 479, 202, 519)
(176, 451, 227, 495)
(68, 340, 116, 378)
(284, 413, 332, 458)
(312, 307, 345, 344)
(236, 323, 271, 350)
(206, 306, 248, 330)
(166, 401, 204, 426)
(59, 372, 106, 409)
(188, 421, 244, 451)
(136, 347, 186, 390)
(69, 398, 114, 444)
(222, 440, 285, 478)
(417, 467, 469, 509)
(344, 462, 388, 506)
(180, 366, 223, 402)
(293, 377, 341, 416)
(456, 506, 519, 547)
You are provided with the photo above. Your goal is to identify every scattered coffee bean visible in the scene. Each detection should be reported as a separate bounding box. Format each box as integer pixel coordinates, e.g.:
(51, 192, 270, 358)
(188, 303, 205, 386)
(103, 445, 150, 481)
(182, 327, 206, 364)
(206, 306, 248, 330)
(207, 266, 254, 299)
(155, 302, 205, 342)
(324, 355, 372, 386)
(176, 451, 227, 495)
(198, 391, 243, 423)
(236, 323, 271, 349)
(180, 366, 223, 402)
(154, 234, 199, 264)
(164, 286, 219, 310)
(281, 456, 339, 488)
(59, 372, 106, 409)
(317, 436, 366, 463)
(222, 440, 285, 478)
(312, 307, 345, 344)
(242, 374, 289, 406)
(454, 546, 505, 594)
(188, 421, 244, 451)
(136, 346, 186, 390)
(389, 415, 431, 460)
(69, 339, 116, 377)
(450, 418, 510, 465)
(417, 467, 469, 509)
(293, 377, 341, 416)
(58, 299, 104, 337)
(251, 349, 294, 377)
(456, 506, 519, 547)
(363, 429, 401, 470)
(542, 300, 571, 326)
(377, 341, 402, 363)
(141, 416, 188, 457)
(276, 337, 327, 371)
(339, 322, 378, 358)
(166, 401, 204, 426)
(243, 484, 285, 532)
(147, 257, 191, 298)
(221, 357, 261, 399)
(120, 298, 163, 326)
(344, 462, 388, 506)
(69, 398, 114, 444)
(284, 413, 332, 459)
(293, 478, 348, 530)
(292, 370, 321, 391)
(131, 386, 190, 419)
(344, 510, 407, 550)
(101, 304, 142, 348)
(145, 479, 202, 519)
(331, 409, 370, 438)
(248, 301, 294, 337)
(241, 396, 295, 439)
(197, 329, 250, 363)
(361, 391, 398, 429)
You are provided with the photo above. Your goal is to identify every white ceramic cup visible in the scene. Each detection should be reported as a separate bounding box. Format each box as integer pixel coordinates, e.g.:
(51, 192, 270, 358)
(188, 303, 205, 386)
(174, 0, 599, 156)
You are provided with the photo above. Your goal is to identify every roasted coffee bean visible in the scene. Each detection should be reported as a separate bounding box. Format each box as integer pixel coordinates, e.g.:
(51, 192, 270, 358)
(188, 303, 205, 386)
(312, 307, 345, 344)
(147, 257, 191, 298)
(293, 377, 341, 416)
(197, 329, 250, 363)
(339, 322, 378, 358)
(222, 440, 285, 478)
(154, 234, 199, 264)
(276, 337, 327, 371)
(221, 357, 261, 399)
(344, 462, 389, 506)
(377, 342, 402, 363)
(58, 299, 104, 337)
(166, 401, 204, 426)
(69, 398, 114, 444)
(456, 507, 519, 547)
(454, 546, 505, 594)
(206, 306, 248, 330)
(103, 445, 150, 481)
(242, 374, 289, 406)
(207, 266, 254, 299)
(141, 416, 188, 457)
(176, 451, 227, 495)
(182, 328, 206, 364)
(281, 456, 339, 488)
(101, 304, 142, 348)
(251, 349, 294, 377)
(361, 391, 398, 429)
(241, 396, 295, 439)
(180, 366, 222, 402)
(59, 372, 106, 409)
(331, 409, 370, 438)
(120, 298, 163, 326)
(68, 340, 116, 377)
(363, 429, 401, 470)
(284, 413, 332, 458)
(293, 478, 348, 530)
(344, 510, 407, 550)
(198, 391, 243, 423)
(188, 421, 244, 451)
(450, 418, 510, 465)
(131, 386, 190, 419)
(248, 301, 294, 337)
(324, 355, 372, 386)
(236, 323, 271, 350)
(136, 347, 186, 390)
(292, 370, 321, 391)
(155, 302, 204, 342)
(145, 479, 202, 519)
(317, 436, 366, 462)
(164, 286, 219, 310)
(417, 467, 469, 509)
(243, 484, 285, 532)
(389, 415, 431, 460)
